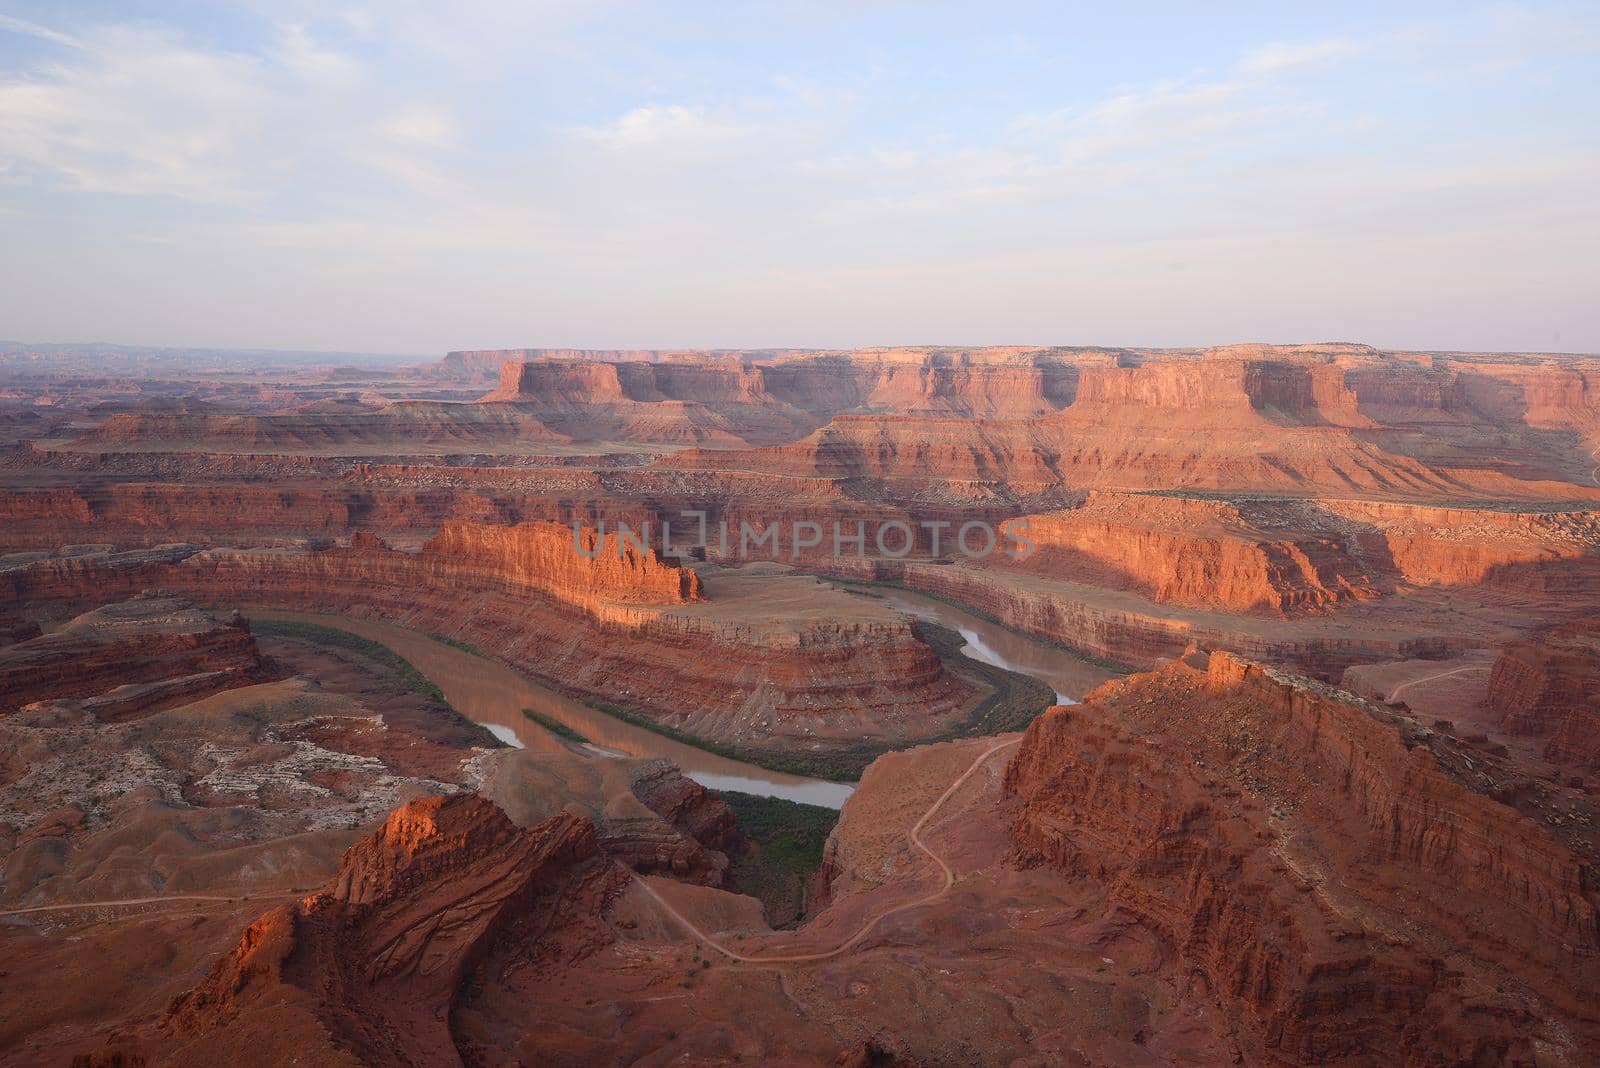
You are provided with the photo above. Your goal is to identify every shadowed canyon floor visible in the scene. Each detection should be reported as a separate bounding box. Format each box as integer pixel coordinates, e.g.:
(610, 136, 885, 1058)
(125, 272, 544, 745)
(4, 342, 1600, 1065)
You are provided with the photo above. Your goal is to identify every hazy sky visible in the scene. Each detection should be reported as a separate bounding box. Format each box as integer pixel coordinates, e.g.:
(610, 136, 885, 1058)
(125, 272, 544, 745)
(0, 2, 1595, 355)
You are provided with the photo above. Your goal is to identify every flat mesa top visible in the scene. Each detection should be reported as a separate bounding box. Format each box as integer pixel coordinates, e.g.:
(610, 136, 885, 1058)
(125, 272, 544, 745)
(659, 564, 905, 632)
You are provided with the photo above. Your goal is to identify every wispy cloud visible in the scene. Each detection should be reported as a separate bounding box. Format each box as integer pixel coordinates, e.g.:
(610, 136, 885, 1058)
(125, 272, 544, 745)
(274, 23, 361, 85)
(382, 105, 457, 149)
(0, 25, 275, 201)
(578, 104, 746, 150)
(1241, 38, 1362, 75)
(0, 16, 419, 202)
(0, 12, 83, 50)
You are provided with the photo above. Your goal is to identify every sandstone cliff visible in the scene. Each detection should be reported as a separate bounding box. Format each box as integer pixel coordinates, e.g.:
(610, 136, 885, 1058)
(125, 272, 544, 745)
(1001, 492, 1382, 615)
(0, 594, 267, 716)
(164, 796, 622, 1066)
(0, 534, 973, 750)
(1005, 651, 1600, 1064)
(1486, 619, 1600, 771)
(74, 401, 570, 451)
(820, 555, 1465, 678)
(481, 347, 1088, 420)
(1319, 499, 1600, 593)
(1065, 356, 1370, 428)
(995, 494, 1600, 615)
(425, 519, 702, 607)
(615, 758, 741, 883)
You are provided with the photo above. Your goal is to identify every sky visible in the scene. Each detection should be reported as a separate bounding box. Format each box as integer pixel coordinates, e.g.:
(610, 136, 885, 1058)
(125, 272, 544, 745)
(0, 1, 1595, 356)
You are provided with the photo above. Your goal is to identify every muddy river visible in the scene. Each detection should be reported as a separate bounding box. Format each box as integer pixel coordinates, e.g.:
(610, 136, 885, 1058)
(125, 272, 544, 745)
(865, 587, 1117, 703)
(251, 610, 858, 808)
(250, 590, 1111, 810)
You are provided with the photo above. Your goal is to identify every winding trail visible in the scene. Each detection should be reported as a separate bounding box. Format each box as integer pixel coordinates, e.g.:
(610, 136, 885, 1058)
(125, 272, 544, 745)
(633, 735, 1022, 965)
(1386, 664, 1491, 704)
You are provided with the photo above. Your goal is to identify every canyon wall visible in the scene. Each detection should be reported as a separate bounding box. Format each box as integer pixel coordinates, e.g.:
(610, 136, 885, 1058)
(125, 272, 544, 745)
(1005, 651, 1600, 1064)
(75, 401, 569, 450)
(164, 797, 619, 1066)
(998, 494, 1600, 614)
(681, 406, 1594, 498)
(1062, 348, 1600, 439)
(484, 358, 772, 406)
(671, 415, 1073, 486)
(424, 519, 701, 608)
(1000, 493, 1381, 615)
(1065, 357, 1368, 427)
(480, 347, 1090, 420)
(820, 556, 1461, 677)
(1486, 619, 1600, 771)
(1319, 499, 1600, 593)
(42, 346, 1600, 499)
(0, 533, 974, 750)
(0, 594, 267, 715)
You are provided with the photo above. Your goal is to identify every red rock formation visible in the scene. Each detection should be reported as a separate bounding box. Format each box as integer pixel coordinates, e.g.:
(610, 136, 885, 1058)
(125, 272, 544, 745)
(22, 346, 1600, 508)
(0, 453, 883, 551)
(821, 555, 1463, 677)
(425, 519, 701, 606)
(482, 346, 1087, 420)
(474, 349, 1090, 448)
(0, 594, 267, 715)
(163, 796, 619, 1066)
(653, 348, 1600, 496)
(628, 757, 739, 854)
(73, 401, 568, 451)
(1066, 356, 1368, 427)
(0, 619, 40, 646)
(995, 494, 1600, 614)
(484, 357, 768, 406)
(475, 359, 803, 446)
(0, 481, 354, 546)
(598, 759, 741, 884)
(1320, 500, 1600, 593)
(1001, 492, 1382, 615)
(1005, 651, 1600, 1064)
(0, 532, 972, 749)
(678, 414, 1071, 485)
(1486, 619, 1600, 771)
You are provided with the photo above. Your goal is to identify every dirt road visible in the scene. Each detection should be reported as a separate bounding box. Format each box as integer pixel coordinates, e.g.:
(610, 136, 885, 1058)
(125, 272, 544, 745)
(0, 890, 302, 918)
(1386, 664, 1490, 704)
(634, 735, 1022, 964)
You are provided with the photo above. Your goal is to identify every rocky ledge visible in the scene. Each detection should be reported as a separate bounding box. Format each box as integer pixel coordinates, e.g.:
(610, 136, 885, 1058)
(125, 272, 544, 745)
(162, 795, 623, 1066)
(1004, 649, 1600, 1065)
(0, 593, 268, 716)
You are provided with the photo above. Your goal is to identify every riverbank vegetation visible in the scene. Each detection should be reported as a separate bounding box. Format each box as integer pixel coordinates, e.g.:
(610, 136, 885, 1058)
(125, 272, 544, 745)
(249, 617, 492, 741)
(716, 790, 839, 928)
(522, 707, 591, 745)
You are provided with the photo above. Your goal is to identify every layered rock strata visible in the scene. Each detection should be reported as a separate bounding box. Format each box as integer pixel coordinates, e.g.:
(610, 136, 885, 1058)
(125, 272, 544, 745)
(1486, 619, 1600, 771)
(0, 529, 972, 748)
(821, 555, 1465, 676)
(0, 594, 267, 715)
(1000, 492, 1381, 615)
(996, 493, 1600, 615)
(163, 796, 621, 1066)
(1005, 651, 1600, 1064)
